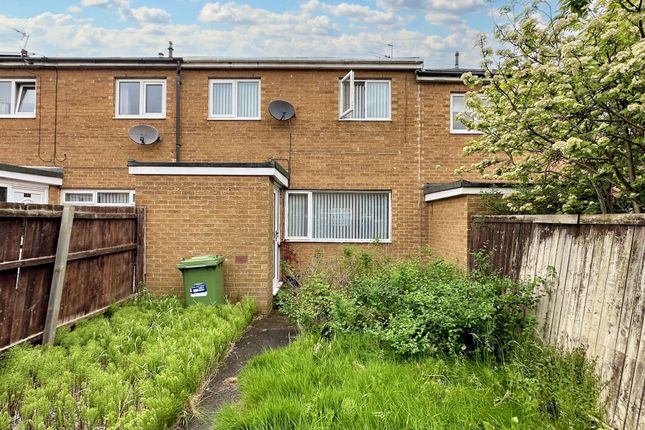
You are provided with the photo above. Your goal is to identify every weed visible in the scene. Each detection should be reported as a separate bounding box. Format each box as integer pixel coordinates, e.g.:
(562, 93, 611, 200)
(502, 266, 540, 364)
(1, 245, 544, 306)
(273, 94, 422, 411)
(0, 293, 255, 429)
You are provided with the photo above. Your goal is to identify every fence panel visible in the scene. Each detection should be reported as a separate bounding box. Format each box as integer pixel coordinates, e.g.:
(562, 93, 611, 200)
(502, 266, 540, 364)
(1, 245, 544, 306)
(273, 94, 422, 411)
(470, 214, 645, 430)
(0, 203, 146, 351)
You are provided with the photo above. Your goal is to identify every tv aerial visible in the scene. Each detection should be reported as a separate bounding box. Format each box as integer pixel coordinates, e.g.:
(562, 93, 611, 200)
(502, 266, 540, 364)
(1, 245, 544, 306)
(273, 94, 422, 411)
(128, 125, 160, 145)
(268, 100, 296, 121)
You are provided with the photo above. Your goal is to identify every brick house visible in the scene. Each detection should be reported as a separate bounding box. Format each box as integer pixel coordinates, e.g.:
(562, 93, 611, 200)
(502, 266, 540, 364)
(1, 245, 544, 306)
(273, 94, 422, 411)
(0, 56, 509, 312)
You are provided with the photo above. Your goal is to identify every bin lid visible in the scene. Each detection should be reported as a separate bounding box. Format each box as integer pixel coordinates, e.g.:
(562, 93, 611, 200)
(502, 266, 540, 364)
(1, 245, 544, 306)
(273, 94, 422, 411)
(177, 255, 224, 270)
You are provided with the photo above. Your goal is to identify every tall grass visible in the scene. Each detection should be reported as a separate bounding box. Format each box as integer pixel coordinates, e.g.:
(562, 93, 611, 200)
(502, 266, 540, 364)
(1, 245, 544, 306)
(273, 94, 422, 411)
(215, 334, 604, 430)
(0, 293, 255, 430)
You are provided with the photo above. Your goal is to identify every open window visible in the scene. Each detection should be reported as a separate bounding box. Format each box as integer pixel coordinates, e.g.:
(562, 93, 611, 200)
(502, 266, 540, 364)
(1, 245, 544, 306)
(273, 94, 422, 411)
(0, 79, 36, 117)
(339, 71, 391, 121)
(339, 70, 354, 119)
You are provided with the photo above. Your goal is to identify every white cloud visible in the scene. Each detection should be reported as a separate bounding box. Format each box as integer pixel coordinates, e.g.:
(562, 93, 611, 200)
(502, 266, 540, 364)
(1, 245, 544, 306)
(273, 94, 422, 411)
(377, 0, 485, 13)
(302, 0, 404, 26)
(425, 12, 463, 25)
(0, 3, 487, 68)
(131, 7, 171, 24)
(79, 0, 171, 23)
(67, 5, 82, 14)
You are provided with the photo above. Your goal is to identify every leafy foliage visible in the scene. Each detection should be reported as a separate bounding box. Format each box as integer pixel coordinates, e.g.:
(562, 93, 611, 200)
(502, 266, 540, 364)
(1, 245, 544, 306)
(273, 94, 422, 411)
(278, 249, 542, 357)
(459, 0, 645, 214)
(0, 294, 255, 430)
(215, 334, 604, 430)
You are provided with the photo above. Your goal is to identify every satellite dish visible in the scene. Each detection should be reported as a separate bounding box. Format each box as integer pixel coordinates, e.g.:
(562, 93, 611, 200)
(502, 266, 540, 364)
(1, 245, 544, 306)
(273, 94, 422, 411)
(268, 100, 296, 121)
(128, 125, 159, 145)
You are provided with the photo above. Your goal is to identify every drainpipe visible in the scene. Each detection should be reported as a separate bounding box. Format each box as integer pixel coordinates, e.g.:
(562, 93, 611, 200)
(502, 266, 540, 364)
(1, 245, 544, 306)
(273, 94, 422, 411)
(175, 58, 182, 162)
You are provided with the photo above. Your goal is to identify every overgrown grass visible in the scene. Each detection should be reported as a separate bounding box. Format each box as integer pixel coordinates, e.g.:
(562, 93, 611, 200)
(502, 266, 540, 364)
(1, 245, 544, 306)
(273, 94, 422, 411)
(0, 293, 255, 430)
(215, 334, 604, 430)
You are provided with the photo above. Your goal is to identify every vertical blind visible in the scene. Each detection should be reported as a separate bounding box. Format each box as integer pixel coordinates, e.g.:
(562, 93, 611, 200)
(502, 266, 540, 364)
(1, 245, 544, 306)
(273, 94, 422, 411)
(366, 82, 390, 119)
(345, 81, 389, 120)
(97, 192, 131, 205)
(287, 192, 390, 241)
(0, 82, 10, 114)
(212, 82, 233, 116)
(236, 81, 259, 118)
(64, 193, 93, 203)
(119, 82, 140, 115)
(287, 193, 308, 237)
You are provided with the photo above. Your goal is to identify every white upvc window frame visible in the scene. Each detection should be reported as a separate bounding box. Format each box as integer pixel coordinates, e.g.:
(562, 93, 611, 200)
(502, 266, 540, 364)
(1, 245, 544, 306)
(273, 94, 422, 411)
(115, 79, 166, 119)
(450, 93, 483, 134)
(61, 189, 136, 207)
(338, 72, 391, 121)
(284, 190, 392, 243)
(0, 79, 37, 118)
(208, 78, 261, 120)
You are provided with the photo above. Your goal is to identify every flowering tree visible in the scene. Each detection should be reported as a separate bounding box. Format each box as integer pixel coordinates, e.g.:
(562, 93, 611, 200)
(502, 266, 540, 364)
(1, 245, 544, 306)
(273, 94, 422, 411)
(460, 0, 644, 214)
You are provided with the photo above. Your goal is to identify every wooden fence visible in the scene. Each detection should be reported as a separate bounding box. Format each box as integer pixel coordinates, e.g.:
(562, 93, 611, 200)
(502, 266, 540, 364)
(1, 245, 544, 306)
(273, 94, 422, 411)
(470, 214, 645, 430)
(0, 203, 146, 351)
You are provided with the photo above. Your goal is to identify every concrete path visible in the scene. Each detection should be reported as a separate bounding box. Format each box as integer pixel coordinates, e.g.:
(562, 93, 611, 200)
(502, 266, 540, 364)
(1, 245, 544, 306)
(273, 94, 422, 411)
(183, 311, 297, 430)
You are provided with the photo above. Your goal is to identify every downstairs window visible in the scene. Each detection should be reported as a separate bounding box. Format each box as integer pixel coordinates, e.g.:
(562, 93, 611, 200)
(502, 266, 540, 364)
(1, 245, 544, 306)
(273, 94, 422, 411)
(285, 191, 391, 242)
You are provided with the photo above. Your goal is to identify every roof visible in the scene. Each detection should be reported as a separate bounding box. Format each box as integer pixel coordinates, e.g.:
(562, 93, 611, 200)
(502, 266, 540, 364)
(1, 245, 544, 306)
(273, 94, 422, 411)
(127, 160, 289, 178)
(423, 180, 512, 194)
(416, 68, 485, 82)
(0, 163, 64, 178)
(0, 55, 423, 71)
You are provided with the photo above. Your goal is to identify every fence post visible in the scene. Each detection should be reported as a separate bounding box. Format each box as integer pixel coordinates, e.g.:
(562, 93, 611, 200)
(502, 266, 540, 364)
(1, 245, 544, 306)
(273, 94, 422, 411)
(135, 206, 146, 291)
(42, 205, 74, 345)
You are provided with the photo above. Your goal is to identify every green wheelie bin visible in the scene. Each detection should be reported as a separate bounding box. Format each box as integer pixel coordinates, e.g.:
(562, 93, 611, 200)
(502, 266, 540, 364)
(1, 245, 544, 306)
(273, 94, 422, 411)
(177, 255, 225, 306)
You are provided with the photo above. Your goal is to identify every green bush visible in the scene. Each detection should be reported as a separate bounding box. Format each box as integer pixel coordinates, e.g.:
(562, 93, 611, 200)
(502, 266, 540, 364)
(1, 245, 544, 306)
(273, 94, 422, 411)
(0, 294, 255, 430)
(279, 249, 541, 357)
(214, 334, 604, 430)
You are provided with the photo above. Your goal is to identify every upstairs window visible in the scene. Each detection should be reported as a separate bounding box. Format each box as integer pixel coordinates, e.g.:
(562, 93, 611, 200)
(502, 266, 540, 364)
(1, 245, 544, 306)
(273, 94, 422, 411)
(209, 79, 260, 120)
(62, 189, 135, 206)
(0, 79, 36, 118)
(285, 191, 391, 242)
(339, 71, 390, 121)
(116, 79, 166, 118)
(450, 93, 482, 134)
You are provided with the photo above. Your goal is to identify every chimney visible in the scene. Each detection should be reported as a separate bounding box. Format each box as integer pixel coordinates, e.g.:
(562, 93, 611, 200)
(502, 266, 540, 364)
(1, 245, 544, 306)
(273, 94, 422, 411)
(168, 41, 174, 59)
(454, 51, 460, 69)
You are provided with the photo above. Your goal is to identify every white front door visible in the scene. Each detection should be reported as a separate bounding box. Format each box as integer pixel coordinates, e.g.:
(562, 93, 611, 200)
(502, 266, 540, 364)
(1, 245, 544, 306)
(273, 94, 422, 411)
(0, 180, 48, 204)
(272, 185, 281, 294)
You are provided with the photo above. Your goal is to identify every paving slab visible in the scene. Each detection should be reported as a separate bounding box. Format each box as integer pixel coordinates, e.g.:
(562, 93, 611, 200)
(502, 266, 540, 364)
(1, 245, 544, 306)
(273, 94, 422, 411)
(182, 311, 297, 430)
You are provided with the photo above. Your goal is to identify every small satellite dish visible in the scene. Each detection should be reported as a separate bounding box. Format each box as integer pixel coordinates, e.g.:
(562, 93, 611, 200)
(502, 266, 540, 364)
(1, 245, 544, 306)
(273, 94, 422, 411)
(268, 100, 296, 121)
(128, 125, 159, 145)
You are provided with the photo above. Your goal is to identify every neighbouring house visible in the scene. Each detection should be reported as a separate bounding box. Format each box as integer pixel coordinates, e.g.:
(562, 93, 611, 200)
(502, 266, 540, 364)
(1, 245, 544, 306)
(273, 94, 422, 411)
(0, 55, 509, 312)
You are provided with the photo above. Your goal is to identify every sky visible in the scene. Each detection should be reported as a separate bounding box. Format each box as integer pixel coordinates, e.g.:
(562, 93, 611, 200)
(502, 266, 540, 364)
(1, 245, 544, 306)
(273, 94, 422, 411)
(0, 0, 509, 68)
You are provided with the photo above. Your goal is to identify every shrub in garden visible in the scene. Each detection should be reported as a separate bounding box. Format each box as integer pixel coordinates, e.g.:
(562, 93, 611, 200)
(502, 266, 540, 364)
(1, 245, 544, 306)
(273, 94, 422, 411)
(278, 248, 541, 356)
(0, 294, 255, 430)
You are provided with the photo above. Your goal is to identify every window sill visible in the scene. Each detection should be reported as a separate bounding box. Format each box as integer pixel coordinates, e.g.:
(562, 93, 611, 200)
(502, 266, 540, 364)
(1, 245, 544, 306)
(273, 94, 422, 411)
(207, 117, 261, 121)
(338, 118, 392, 122)
(450, 130, 483, 135)
(0, 114, 36, 119)
(284, 238, 392, 244)
(114, 116, 166, 120)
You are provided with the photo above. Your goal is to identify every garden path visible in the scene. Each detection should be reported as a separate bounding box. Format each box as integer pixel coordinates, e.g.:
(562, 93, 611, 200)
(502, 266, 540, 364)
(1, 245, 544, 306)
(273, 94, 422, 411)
(183, 311, 297, 430)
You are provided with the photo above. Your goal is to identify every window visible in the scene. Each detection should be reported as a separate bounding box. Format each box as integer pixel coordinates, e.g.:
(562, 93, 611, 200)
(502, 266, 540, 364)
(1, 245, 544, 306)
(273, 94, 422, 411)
(0, 186, 6, 202)
(115, 79, 166, 118)
(450, 93, 482, 134)
(209, 79, 260, 120)
(62, 190, 135, 206)
(339, 71, 390, 120)
(0, 79, 36, 118)
(285, 191, 391, 242)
